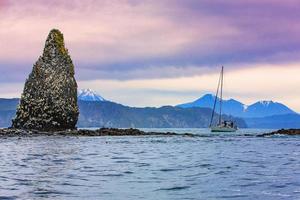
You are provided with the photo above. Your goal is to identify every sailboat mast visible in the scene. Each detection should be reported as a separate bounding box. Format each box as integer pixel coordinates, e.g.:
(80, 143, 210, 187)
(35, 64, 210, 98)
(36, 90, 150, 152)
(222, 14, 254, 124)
(219, 66, 224, 125)
(209, 67, 222, 127)
(209, 66, 223, 127)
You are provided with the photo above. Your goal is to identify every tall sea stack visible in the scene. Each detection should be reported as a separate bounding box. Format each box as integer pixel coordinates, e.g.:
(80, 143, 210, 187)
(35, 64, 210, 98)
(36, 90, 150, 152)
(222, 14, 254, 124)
(12, 29, 79, 131)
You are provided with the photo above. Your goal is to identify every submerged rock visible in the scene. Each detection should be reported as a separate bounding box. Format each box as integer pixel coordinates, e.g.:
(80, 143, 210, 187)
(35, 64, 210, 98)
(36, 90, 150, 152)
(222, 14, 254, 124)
(12, 29, 79, 131)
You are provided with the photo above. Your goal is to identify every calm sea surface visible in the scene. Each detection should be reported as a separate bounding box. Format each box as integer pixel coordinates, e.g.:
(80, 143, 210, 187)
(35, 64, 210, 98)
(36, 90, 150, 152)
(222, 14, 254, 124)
(0, 128, 299, 200)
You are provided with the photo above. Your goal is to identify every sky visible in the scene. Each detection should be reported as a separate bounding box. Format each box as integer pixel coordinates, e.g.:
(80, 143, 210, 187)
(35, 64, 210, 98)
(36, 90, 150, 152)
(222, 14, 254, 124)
(1, 0, 300, 111)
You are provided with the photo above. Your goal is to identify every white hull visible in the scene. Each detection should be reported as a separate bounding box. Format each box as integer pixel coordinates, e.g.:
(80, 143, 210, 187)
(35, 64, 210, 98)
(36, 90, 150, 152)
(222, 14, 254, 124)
(211, 126, 237, 132)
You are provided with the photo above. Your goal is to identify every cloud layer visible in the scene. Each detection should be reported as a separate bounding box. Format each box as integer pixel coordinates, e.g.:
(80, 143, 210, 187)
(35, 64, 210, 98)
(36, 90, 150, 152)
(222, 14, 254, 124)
(1, 0, 300, 81)
(1, 0, 300, 110)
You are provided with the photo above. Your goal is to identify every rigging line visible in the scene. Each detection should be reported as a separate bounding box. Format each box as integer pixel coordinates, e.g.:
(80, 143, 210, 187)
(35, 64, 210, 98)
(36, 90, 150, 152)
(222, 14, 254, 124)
(219, 66, 224, 125)
(209, 67, 222, 127)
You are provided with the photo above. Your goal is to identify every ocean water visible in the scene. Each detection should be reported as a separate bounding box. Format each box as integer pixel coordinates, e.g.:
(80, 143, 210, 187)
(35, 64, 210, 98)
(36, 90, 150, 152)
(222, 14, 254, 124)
(0, 128, 299, 200)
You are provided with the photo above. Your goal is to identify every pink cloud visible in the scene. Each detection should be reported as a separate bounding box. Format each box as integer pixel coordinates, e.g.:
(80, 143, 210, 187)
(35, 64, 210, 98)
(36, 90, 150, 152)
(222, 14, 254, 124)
(0, 0, 238, 62)
(0, 0, 300, 83)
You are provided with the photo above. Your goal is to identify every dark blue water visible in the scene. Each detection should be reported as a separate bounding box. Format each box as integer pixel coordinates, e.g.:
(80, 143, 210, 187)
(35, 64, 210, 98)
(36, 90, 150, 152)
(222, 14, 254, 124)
(0, 128, 299, 200)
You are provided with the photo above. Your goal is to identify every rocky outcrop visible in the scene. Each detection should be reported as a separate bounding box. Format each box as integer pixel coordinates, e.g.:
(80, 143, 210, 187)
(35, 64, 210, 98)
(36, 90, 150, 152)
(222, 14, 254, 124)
(12, 29, 79, 131)
(258, 129, 300, 137)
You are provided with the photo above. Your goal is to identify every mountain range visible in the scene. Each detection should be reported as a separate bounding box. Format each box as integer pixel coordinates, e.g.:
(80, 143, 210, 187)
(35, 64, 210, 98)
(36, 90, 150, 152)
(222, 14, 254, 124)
(1, 89, 299, 129)
(177, 94, 296, 118)
(78, 101, 246, 128)
(0, 89, 245, 128)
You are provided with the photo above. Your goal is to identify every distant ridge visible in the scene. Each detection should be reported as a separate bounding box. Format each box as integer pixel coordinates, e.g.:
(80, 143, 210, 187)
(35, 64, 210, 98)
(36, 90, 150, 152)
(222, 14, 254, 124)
(78, 89, 106, 102)
(77, 100, 246, 128)
(1, 94, 299, 129)
(0, 97, 246, 128)
(177, 94, 296, 118)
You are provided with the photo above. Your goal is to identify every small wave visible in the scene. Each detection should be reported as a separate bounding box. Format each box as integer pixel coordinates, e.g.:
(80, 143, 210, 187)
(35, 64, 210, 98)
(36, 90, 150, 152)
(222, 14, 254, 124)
(150, 139, 167, 143)
(82, 166, 93, 169)
(159, 168, 182, 172)
(136, 162, 151, 167)
(101, 173, 124, 177)
(261, 191, 291, 197)
(114, 160, 131, 163)
(33, 188, 71, 195)
(53, 159, 66, 164)
(239, 182, 260, 187)
(60, 182, 85, 187)
(15, 163, 28, 168)
(133, 151, 146, 154)
(28, 153, 44, 157)
(156, 186, 190, 191)
(0, 196, 17, 200)
(81, 169, 98, 173)
(239, 177, 255, 181)
(124, 171, 134, 174)
(183, 172, 207, 178)
(270, 184, 287, 189)
(191, 163, 212, 168)
(85, 153, 98, 156)
(216, 194, 248, 198)
(215, 170, 228, 175)
(71, 157, 84, 161)
(237, 159, 258, 164)
(111, 156, 133, 160)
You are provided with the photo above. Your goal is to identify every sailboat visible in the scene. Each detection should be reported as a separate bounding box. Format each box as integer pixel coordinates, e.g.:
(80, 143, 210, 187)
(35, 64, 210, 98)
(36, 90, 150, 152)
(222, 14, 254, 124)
(209, 66, 237, 132)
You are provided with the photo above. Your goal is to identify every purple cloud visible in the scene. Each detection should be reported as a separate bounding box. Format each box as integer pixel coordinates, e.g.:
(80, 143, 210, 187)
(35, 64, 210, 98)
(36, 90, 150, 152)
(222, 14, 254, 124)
(0, 0, 300, 83)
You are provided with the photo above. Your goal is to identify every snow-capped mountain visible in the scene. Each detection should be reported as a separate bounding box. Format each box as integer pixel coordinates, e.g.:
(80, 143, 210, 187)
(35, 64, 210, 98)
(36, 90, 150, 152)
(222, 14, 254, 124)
(78, 89, 106, 102)
(245, 100, 296, 118)
(177, 94, 296, 118)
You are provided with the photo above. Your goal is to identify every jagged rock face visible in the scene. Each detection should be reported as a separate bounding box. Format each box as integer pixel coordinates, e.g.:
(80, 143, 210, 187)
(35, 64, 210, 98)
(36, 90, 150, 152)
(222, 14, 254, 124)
(12, 29, 79, 131)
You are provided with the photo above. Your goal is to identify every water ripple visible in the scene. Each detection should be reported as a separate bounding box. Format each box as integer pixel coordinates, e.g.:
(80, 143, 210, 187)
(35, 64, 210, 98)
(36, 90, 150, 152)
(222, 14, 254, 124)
(0, 128, 299, 199)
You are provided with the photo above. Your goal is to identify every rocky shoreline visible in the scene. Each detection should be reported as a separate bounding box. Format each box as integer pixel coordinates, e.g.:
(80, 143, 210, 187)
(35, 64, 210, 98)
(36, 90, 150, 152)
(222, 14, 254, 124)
(1, 127, 300, 138)
(0, 128, 197, 138)
(258, 129, 300, 137)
